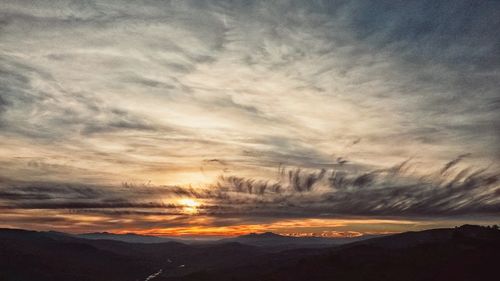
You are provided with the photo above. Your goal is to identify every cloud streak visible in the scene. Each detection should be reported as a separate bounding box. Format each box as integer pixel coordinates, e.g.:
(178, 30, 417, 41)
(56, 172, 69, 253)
(1, 160, 498, 218)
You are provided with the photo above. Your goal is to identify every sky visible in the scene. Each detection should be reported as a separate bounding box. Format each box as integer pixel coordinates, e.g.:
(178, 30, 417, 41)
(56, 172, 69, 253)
(0, 0, 499, 237)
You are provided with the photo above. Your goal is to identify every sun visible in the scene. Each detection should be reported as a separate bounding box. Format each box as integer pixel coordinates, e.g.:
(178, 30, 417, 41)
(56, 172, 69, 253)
(179, 198, 200, 208)
(178, 198, 200, 214)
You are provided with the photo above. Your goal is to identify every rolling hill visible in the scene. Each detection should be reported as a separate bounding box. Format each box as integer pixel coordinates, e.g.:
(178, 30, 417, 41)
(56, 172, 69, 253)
(1, 225, 499, 281)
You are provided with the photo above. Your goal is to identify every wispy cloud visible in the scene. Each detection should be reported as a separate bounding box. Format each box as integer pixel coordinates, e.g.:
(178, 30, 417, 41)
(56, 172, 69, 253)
(1, 160, 498, 232)
(0, 0, 499, 233)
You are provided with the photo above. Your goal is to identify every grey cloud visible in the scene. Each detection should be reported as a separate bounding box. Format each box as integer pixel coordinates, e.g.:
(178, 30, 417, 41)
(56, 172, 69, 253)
(1, 159, 498, 219)
(0, 93, 8, 126)
(441, 153, 471, 174)
(342, 0, 500, 70)
(0, 55, 172, 140)
(121, 76, 176, 90)
(1, 0, 498, 170)
(204, 161, 499, 218)
(79, 110, 160, 136)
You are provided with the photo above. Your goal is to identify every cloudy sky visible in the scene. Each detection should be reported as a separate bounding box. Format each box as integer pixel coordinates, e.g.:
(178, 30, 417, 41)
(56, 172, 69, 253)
(0, 0, 499, 236)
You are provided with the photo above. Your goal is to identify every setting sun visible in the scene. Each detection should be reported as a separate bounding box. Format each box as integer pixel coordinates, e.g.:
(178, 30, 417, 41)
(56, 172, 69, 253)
(179, 198, 200, 208)
(178, 198, 200, 214)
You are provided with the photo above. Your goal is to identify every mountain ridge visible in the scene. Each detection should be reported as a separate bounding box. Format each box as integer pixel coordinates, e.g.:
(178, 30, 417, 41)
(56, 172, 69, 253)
(1, 225, 499, 281)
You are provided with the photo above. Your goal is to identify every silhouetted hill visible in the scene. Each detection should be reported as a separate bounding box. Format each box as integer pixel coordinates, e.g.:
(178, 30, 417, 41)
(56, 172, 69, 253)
(162, 225, 500, 281)
(349, 224, 500, 249)
(0, 228, 267, 281)
(0, 228, 159, 281)
(1, 225, 499, 281)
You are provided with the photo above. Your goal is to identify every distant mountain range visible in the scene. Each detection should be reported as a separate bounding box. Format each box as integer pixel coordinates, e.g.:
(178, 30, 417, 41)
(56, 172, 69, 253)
(0, 225, 499, 281)
(76, 230, 380, 249)
(217, 231, 381, 249)
(77, 232, 177, 244)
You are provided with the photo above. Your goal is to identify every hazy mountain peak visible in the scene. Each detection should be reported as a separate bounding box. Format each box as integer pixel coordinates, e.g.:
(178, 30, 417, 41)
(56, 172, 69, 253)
(240, 232, 283, 239)
(77, 231, 175, 243)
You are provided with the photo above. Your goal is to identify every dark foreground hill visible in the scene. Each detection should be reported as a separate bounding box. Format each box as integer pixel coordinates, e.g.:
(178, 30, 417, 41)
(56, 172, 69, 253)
(0, 228, 273, 281)
(0, 225, 499, 281)
(162, 225, 500, 281)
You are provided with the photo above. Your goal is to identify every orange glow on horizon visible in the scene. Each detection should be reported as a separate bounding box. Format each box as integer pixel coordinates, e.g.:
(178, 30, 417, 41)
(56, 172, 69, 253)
(113, 218, 415, 237)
